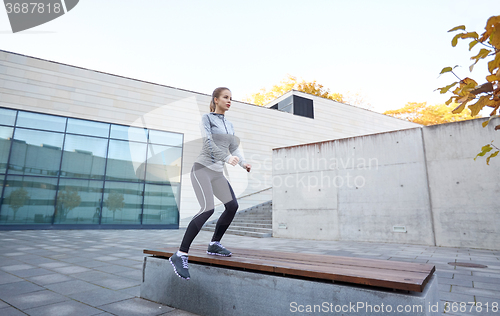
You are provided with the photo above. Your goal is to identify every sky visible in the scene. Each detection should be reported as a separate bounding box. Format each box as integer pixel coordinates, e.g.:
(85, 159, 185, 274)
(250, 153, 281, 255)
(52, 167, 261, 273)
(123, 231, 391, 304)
(0, 0, 498, 113)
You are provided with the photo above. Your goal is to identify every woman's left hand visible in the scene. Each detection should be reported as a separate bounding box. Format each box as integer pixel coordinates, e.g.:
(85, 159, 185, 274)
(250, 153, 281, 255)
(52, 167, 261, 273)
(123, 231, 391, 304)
(244, 163, 252, 172)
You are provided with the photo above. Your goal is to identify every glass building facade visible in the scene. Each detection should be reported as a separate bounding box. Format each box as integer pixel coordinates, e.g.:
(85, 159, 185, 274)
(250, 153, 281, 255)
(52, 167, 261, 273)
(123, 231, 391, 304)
(0, 107, 183, 229)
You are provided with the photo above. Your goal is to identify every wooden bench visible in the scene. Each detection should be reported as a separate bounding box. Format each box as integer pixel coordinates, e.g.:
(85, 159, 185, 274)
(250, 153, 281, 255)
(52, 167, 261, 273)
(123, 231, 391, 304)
(140, 245, 439, 316)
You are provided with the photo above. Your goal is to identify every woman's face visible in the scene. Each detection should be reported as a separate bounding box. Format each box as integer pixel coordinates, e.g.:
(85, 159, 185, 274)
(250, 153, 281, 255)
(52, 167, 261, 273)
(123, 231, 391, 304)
(215, 90, 232, 112)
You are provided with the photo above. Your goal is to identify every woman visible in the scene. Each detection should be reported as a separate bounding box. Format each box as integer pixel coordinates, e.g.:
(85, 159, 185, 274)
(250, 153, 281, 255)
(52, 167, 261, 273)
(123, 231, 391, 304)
(169, 87, 251, 280)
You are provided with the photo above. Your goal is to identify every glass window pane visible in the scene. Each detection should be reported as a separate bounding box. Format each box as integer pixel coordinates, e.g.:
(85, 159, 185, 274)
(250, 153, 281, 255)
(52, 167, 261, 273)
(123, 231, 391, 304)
(149, 130, 183, 147)
(67, 118, 110, 138)
(106, 140, 147, 182)
(101, 181, 143, 225)
(0, 174, 4, 193)
(143, 183, 179, 225)
(0, 126, 13, 174)
(9, 129, 64, 176)
(61, 135, 108, 180)
(0, 176, 57, 225)
(16, 111, 66, 132)
(145, 144, 182, 184)
(0, 108, 17, 126)
(110, 125, 147, 142)
(54, 179, 104, 224)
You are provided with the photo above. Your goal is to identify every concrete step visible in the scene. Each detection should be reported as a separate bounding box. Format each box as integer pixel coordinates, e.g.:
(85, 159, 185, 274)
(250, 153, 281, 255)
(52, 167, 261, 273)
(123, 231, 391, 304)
(221, 222, 272, 229)
(233, 217, 272, 221)
(203, 226, 272, 238)
(204, 225, 271, 234)
(231, 219, 272, 224)
(236, 213, 272, 217)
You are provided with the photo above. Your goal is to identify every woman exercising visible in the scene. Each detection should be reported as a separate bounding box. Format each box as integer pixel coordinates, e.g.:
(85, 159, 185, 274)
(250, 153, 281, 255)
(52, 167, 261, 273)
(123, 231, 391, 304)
(169, 87, 251, 280)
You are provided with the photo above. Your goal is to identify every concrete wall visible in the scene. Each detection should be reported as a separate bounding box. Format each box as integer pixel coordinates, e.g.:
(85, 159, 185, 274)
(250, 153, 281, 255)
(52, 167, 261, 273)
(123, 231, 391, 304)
(423, 120, 500, 250)
(273, 118, 500, 250)
(0, 50, 419, 225)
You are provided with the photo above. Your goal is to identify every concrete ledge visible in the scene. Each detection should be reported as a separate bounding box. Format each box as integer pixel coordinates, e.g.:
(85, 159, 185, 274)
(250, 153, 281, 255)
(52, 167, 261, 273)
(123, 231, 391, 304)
(140, 256, 439, 316)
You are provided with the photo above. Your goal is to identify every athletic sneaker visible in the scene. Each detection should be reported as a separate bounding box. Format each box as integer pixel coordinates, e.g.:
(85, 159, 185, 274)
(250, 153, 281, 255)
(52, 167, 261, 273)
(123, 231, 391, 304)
(169, 252, 190, 280)
(207, 241, 232, 257)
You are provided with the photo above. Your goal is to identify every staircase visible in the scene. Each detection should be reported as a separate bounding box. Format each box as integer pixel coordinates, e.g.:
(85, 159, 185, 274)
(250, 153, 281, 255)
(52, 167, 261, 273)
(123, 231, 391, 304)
(202, 201, 272, 238)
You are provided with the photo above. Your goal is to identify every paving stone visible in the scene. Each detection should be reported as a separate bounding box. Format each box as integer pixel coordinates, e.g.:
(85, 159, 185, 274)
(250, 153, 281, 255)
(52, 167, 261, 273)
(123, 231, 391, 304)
(1, 264, 35, 272)
(0, 299, 10, 309)
(94, 265, 136, 274)
(52, 266, 91, 274)
(439, 291, 476, 304)
(93, 256, 121, 262)
(0, 258, 22, 267)
(435, 270, 454, 279)
(473, 282, 500, 291)
(58, 257, 91, 264)
(113, 259, 143, 266)
(77, 261, 112, 268)
(38, 262, 71, 269)
(100, 297, 174, 316)
(118, 270, 142, 281)
(118, 285, 141, 297)
(69, 287, 134, 307)
(0, 306, 27, 316)
(471, 271, 500, 279)
(3, 253, 26, 257)
(9, 268, 54, 278)
(459, 275, 500, 284)
(1, 289, 69, 310)
(452, 285, 500, 299)
(0, 273, 24, 285)
(28, 273, 75, 286)
(44, 280, 103, 295)
(0, 281, 44, 296)
(159, 310, 201, 316)
(71, 271, 112, 282)
(439, 284, 452, 292)
(24, 299, 103, 316)
(473, 296, 500, 313)
(89, 276, 140, 290)
(439, 278, 473, 287)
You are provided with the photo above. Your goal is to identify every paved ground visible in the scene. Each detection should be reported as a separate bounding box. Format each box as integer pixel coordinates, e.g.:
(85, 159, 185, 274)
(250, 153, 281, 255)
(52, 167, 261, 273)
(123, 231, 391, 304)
(0, 229, 499, 316)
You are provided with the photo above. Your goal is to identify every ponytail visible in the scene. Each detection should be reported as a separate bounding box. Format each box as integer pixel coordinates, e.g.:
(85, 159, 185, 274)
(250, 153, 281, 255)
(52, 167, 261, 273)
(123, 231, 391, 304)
(210, 98, 216, 112)
(210, 87, 230, 112)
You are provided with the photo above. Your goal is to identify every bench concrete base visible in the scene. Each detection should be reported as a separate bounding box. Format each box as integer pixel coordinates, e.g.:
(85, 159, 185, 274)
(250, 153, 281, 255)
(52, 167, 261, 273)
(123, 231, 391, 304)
(141, 256, 440, 316)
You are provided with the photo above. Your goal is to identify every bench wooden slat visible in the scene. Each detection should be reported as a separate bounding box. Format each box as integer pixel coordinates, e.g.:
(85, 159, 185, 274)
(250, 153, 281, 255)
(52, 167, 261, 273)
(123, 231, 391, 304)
(190, 245, 433, 273)
(144, 246, 434, 292)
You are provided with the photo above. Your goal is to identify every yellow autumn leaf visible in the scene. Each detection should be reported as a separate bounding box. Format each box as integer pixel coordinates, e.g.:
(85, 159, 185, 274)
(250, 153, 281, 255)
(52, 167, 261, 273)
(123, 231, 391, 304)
(462, 78, 478, 85)
(471, 49, 491, 61)
(438, 82, 458, 94)
(445, 96, 457, 105)
(448, 25, 466, 32)
(488, 53, 500, 74)
(486, 151, 499, 165)
(482, 114, 500, 127)
(490, 28, 500, 50)
(469, 40, 478, 51)
(452, 102, 467, 114)
(462, 32, 479, 39)
(468, 95, 489, 117)
(440, 67, 453, 74)
(452, 33, 463, 47)
(486, 74, 499, 82)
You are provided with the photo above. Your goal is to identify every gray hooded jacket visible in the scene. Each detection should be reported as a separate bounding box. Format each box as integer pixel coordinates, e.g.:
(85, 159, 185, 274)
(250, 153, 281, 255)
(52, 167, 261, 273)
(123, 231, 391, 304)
(194, 112, 246, 172)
